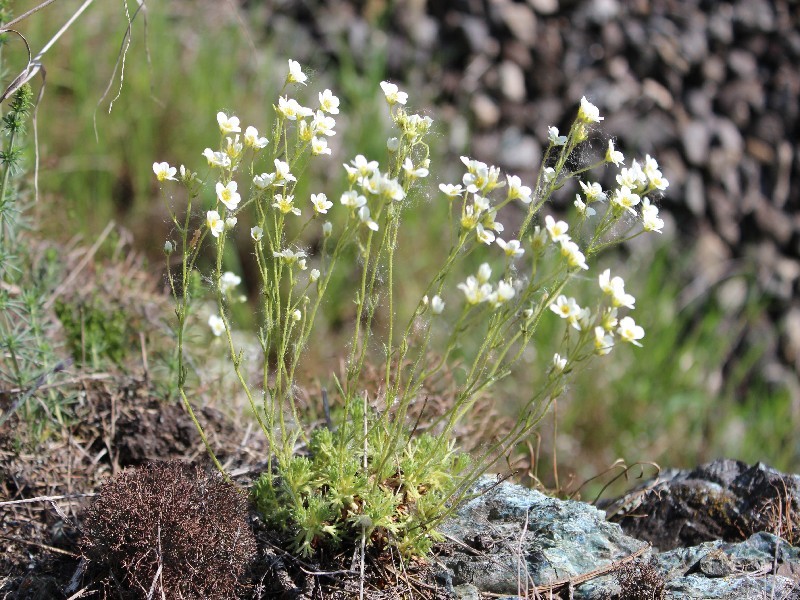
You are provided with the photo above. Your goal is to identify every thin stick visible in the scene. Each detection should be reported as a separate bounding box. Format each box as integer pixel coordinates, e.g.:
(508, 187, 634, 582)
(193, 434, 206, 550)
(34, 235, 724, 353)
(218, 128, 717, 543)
(0, 492, 96, 507)
(0, 533, 79, 557)
(1, 0, 60, 29)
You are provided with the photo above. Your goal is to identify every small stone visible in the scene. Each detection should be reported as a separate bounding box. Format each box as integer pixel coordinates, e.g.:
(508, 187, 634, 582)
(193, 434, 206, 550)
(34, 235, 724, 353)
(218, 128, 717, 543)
(526, 0, 558, 15)
(682, 121, 711, 167)
(685, 171, 706, 216)
(500, 3, 537, 47)
(471, 94, 501, 128)
(642, 78, 673, 110)
(499, 60, 527, 102)
(453, 584, 480, 600)
(498, 128, 540, 171)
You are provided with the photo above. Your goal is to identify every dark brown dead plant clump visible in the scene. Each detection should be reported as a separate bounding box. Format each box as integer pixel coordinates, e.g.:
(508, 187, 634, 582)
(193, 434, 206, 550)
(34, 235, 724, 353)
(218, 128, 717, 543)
(80, 460, 256, 599)
(610, 557, 666, 600)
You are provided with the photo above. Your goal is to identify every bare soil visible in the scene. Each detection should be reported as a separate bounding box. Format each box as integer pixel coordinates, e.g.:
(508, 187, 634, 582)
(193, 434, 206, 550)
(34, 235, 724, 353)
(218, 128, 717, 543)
(0, 377, 450, 599)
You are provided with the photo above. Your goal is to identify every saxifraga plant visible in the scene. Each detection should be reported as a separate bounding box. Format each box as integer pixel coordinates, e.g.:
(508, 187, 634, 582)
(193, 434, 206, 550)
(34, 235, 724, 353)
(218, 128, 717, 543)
(157, 61, 669, 559)
(81, 460, 256, 600)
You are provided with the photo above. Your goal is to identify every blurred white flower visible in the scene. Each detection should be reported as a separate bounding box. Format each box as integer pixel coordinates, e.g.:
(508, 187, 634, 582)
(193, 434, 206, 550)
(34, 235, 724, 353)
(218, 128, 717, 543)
(153, 162, 177, 181)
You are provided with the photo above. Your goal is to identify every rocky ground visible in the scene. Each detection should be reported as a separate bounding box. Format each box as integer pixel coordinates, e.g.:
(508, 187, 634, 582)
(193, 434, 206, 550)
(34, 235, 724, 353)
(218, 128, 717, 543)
(3, 388, 800, 598)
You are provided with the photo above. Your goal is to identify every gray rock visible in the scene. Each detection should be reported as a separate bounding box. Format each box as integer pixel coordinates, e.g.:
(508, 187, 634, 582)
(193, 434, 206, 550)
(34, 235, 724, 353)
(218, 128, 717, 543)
(437, 477, 647, 597)
(604, 460, 800, 552)
(436, 467, 800, 599)
(657, 532, 800, 598)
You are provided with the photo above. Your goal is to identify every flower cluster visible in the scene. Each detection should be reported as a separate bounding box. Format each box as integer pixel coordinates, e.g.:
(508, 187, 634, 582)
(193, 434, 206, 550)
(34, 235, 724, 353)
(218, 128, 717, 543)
(457, 263, 516, 309)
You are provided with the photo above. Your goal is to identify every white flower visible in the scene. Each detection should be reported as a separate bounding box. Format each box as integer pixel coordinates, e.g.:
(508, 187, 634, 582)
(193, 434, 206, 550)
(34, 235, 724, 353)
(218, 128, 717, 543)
(431, 295, 445, 314)
(460, 205, 479, 230)
(310, 268, 320, 283)
(439, 183, 464, 198)
(543, 167, 556, 183)
(287, 59, 307, 85)
(489, 280, 515, 307)
(311, 193, 333, 214)
(578, 96, 603, 123)
(318, 89, 340, 114)
(548, 126, 567, 146)
(253, 172, 275, 189)
(386, 137, 400, 152)
(380, 81, 408, 105)
(606, 140, 624, 166)
(153, 162, 177, 181)
(379, 176, 405, 201)
(225, 216, 237, 230)
(594, 326, 614, 355)
(224, 135, 243, 160)
(402, 158, 429, 179)
(273, 159, 296, 185)
(574, 307, 593, 331)
(473, 194, 490, 214)
(250, 226, 263, 241)
(322, 221, 332, 236)
(291, 309, 302, 322)
(617, 316, 644, 347)
(458, 276, 492, 305)
(312, 110, 336, 137)
(244, 126, 268, 149)
(545, 215, 569, 243)
(217, 112, 241, 134)
(278, 96, 313, 120)
(641, 198, 665, 233)
(219, 271, 241, 293)
(311, 136, 331, 156)
(506, 175, 532, 204)
(216, 181, 241, 210)
(559, 239, 589, 270)
(496, 238, 524, 259)
(273, 194, 301, 216)
(340, 190, 367, 209)
(579, 181, 606, 203)
(298, 119, 313, 142)
(643, 155, 659, 179)
(475, 223, 495, 245)
(207, 210, 225, 238)
(477, 263, 492, 284)
(648, 170, 670, 191)
(462, 160, 503, 194)
(274, 248, 307, 265)
(203, 148, 231, 169)
(616, 166, 640, 189)
(550, 295, 581, 320)
(598, 269, 635, 309)
(574, 194, 596, 217)
(350, 155, 379, 177)
(611, 186, 641, 215)
(358, 206, 379, 231)
(552, 353, 567, 372)
(208, 314, 226, 337)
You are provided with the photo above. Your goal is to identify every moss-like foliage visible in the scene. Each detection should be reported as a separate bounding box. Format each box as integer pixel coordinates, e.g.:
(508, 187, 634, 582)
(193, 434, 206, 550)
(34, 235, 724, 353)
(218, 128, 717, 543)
(252, 397, 469, 559)
(81, 460, 256, 599)
(55, 297, 133, 367)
